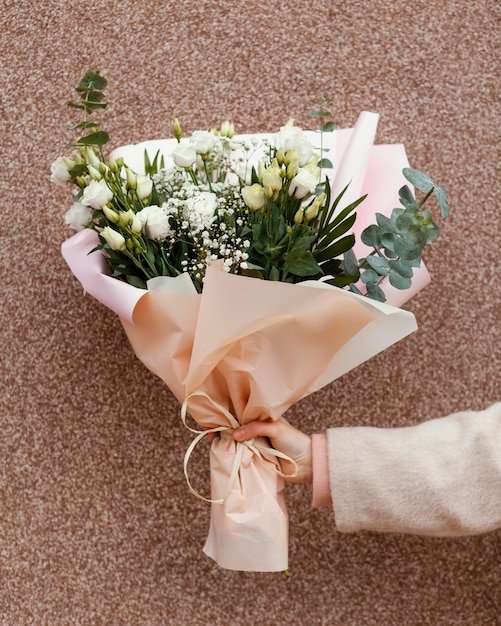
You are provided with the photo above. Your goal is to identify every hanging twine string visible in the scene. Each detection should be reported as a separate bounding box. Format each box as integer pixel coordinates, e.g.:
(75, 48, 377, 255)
(181, 391, 298, 504)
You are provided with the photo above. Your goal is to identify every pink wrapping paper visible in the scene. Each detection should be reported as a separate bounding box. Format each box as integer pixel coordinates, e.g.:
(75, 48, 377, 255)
(61, 114, 427, 571)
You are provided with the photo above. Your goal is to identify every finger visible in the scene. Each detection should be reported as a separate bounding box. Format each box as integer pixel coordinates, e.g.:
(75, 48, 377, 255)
(233, 419, 280, 442)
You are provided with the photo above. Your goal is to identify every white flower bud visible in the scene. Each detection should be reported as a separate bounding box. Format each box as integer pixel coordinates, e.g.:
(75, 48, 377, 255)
(220, 120, 235, 138)
(88, 165, 102, 181)
(126, 168, 137, 190)
(293, 207, 305, 224)
(173, 118, 183, 141)
(136, 174, 153, 201)
(101, 226, 126, 251)
(241, 184, 265, 211)
(103, 206, 119, 223)
(85, 147, 101, 168)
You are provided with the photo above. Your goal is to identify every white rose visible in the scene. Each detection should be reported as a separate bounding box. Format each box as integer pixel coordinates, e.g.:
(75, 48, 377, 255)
(50, 156, 73, 185)
(136, 204, 171, 241)
(183, 192, 217, 228)
(277, 125, 315, 166)
(172, 143, 197, 168)
(81, 179, 114, 209)
(64, 202, 93, 231)
(101, 226, 126, 251)
(190, 130, 216, 155)
(136, 174, 153, 201)
(288, 167, 319, 199)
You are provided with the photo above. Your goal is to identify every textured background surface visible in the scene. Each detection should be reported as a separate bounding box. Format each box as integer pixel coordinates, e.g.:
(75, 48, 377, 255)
(1, 1, 500, 624)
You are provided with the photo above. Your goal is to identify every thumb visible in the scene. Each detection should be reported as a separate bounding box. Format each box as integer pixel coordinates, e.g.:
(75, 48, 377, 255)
(233, 420, 276, 442)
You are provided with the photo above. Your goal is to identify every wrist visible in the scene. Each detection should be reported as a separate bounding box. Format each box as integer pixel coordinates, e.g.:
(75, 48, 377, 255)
(311, 433, 332, 507)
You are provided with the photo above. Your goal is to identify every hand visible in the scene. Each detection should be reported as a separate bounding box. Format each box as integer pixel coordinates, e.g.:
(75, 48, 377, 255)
(233, 418, 312, 484)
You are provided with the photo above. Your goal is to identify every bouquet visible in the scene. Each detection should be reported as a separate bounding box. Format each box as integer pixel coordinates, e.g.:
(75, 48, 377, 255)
(55, 71, 449, 572)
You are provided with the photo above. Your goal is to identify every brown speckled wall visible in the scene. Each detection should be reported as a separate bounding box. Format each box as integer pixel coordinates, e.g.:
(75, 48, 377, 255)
(1, 1, 500, 624)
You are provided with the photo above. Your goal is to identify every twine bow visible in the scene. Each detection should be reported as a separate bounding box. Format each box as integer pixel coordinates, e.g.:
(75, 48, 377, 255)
(181, 391, 298, 504)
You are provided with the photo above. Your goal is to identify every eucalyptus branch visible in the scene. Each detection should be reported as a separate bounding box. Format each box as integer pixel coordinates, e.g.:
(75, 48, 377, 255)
(350, 167, 450, 301)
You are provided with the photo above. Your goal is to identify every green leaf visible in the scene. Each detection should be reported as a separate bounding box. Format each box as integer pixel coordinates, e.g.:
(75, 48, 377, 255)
(315, 213, 357, 252)
(76, 70, 107, 92)
(361, 269, 379, 284)
(269, 265, 280, 281)
(145, 149, 164, 176)
(361, 224, 381, 248)
(77, 130, 109, 146)
(389, 271, 412, 290)
(375, 212, 394, 231)
(398, 185, 417, 210)
(319, 158, 333, 169)
(327, 274, 359, 288)
(314, 234, 355, 262)
(434, 185, 450, 219)
(388, 259, 414, 278)
(393, 237, 422, 260)
(284, 250, 321, 277)
(366, 255, 390, 275)
(321, 121, 336, 132)
(343, 249, 359, 275)
(241, 268, 264, 280)
(67, 163, 88, 177)
(365, 282, 386, 302)
(125, 275, 147, 289)
(318, 258, 343, 276)
(67, 101, 86, 110)
(381, 233, 396, 252)
(347, 282, 363, 296)
(403, 167, 434, 193)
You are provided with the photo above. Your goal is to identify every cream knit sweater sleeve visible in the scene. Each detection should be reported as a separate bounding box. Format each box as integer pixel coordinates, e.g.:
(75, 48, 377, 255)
(324, 403, 501, 536)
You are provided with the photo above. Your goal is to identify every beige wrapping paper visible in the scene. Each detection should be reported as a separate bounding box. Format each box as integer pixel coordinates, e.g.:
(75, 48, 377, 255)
(117, 260, 412, 571)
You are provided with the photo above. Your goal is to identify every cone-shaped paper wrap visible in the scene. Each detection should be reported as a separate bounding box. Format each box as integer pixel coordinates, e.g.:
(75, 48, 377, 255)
(62, 228, 417, 571)
(61, 115, 429, 570)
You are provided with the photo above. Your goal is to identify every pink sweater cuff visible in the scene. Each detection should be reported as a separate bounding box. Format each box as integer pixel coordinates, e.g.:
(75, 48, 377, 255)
(311, 433, 333, 508)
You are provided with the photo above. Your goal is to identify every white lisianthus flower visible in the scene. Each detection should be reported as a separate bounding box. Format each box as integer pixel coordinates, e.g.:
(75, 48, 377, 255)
(190, 130, 216, 155)
(101, 226, 126, 251)
(241, 184, 265, 211)
(288, 166, 319, 199)
(277, 125, 315, 166)
(50, 156, 74, 185)
(183, 192, 217, 229)
(277, 124, 303, 152)
(136, 174, 153, 201)
(81, 179, 114, 209)
(172, 143, 197, 168)
(296, 138, 315, 167)
(64, 202, 93, 231)
(136, 205, 171, 241)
